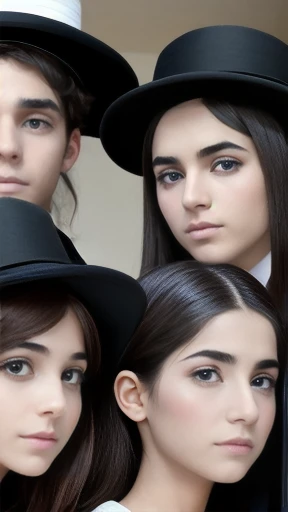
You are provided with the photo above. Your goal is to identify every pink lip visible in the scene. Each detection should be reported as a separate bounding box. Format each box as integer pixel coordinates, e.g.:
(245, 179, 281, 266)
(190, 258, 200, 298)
(21, 432, 58, 450)
(216, 438, 254, 448)
(215, 438, 254, 455)
(0, 176, 28, 185)
(22, 431, 57, 441)
(185, 222, 222, 233)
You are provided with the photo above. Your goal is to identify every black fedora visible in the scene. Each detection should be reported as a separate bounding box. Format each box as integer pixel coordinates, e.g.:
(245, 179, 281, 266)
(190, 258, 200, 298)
(0, 0, 138, 138)
(100, 25, 288, 175)
(0, 197, 147, 364)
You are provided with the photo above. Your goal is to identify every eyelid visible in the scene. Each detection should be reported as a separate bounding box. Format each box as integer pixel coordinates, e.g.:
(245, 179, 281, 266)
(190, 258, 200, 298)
(23, 118, 53, 130)
(0, 356, 31, 367)
(190, 366, 222, 381)
(24, 117, 51, 123)
(252, 373, 277, 386)
(211, 157, 241, 170)
(156, 169, 184, 184)
(0, 357, 33, 379)
(63, 367, 86, 385)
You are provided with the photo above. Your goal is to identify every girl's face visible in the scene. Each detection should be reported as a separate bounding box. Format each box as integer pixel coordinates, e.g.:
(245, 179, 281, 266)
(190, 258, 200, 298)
(152, 99, 270, 271)
(140, 308, 278, 484)
(0, 308, 87, 480)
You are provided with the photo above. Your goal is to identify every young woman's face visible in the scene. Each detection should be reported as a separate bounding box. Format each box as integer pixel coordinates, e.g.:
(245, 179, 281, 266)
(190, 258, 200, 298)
(0, 58, 80, 210)
(152, 99, 270, 271)
(140, 308, 278, 484)
(0, 308, 87, 480)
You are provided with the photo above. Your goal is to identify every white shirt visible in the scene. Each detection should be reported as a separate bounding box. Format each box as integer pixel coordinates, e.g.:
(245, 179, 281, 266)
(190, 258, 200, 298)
(249, 252, 271, 287)
(92, 501, 130, 512)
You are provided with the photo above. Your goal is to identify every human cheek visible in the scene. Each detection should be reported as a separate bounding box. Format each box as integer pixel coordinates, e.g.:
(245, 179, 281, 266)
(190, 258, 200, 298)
(157, 379, 208, 425)
(157, 187, 184, 231)
(63, 393, 82, 440)
(257, 397, 276, 445)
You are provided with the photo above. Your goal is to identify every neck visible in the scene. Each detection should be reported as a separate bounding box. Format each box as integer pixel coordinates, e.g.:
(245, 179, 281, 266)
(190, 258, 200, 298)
(0, 464, 8, 481)
(121, 450, 212, 512)
(230, 237, 270, 273)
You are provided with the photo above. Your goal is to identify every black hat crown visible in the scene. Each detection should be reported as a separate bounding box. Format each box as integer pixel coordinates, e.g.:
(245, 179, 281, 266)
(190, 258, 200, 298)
(154, 25, 288, 85)
(0, 198, 70, 269)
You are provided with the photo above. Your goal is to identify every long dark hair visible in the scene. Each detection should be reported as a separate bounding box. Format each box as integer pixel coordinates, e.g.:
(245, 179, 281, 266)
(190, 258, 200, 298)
(141, 98, 288, 314)
(1, 281, 101, 512)
(84, 261, 285, 510)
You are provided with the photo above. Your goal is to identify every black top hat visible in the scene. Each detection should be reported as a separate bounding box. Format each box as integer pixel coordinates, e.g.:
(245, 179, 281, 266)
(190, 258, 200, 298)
(0, 6, 138, 138)
(100, 25, 288, 175)
(0, 197, 147, 364)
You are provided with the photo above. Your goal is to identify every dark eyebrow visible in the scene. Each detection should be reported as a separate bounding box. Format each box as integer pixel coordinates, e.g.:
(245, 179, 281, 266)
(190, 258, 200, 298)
(18, 98, 62, 115)
(181, 349, 279, 371)
(17, 342, 87, 361)
(71, 352, 87, 361)
(18, 341, 49, 354)
(152, 156, 180, 168)
(197, 141, 247, 158)
(255, 359, 280, 371)
(181, 349, 236, 364)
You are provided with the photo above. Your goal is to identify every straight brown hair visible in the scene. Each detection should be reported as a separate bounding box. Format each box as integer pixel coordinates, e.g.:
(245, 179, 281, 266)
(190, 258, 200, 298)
(0, 280, 101, 512)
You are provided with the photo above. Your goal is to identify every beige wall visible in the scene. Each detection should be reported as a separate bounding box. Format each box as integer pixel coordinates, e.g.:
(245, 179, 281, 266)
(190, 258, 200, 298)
(69, 53, 157, 278)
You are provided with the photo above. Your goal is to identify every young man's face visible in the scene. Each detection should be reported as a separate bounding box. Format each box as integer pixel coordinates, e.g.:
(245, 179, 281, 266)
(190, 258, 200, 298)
(0, 58, 80, 210)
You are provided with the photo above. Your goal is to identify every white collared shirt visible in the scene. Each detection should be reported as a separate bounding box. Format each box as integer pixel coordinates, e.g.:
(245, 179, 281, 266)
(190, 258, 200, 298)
(249, 252, 271, 288)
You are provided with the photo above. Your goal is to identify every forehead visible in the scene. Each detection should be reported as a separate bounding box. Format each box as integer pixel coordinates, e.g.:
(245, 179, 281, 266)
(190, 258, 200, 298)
(167, 309, 277, 367)
(29, 308, 85, 355)
(0, 58, 58, 104)
(152, 99, 253, 156)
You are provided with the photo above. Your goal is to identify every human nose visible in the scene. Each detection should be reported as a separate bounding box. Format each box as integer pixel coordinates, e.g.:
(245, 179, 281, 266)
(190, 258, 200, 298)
(36, 377, 67, 418)
(226, 383, 259, 425)
(181, 171, 212, 211)
(0, 119, 22, 164)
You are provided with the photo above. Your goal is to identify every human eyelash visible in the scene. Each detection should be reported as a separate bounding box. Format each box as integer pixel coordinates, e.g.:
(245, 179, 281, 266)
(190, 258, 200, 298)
(211, 158, 242, 173)
(251, 374, 277, 391)
(0, 358, 32, 379)
(156, 170, 184, 185)
(25, 118, 52, 127)
(190, 366, 222, 385)
(62, 368, 86, 386)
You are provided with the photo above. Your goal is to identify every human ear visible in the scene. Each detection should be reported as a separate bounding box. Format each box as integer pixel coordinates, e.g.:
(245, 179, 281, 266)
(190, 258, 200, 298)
(61, 128, 81, 173)
(114, 370, 147, 422)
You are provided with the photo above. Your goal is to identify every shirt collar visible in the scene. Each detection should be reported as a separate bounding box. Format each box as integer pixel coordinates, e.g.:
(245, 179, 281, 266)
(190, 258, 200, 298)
(249, 252, 271, 287)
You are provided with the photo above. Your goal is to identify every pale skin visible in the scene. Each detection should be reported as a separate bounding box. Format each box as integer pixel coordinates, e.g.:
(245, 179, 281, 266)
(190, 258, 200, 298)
(152, 99, 270, 271)
(115, 309, 278, 512)
(0, 308, 87, 481)
(0, 58, 81, 210)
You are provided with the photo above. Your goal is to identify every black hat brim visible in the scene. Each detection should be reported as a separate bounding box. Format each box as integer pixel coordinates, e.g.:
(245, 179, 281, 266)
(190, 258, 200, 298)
(0, 12, 138, 137)
(100, 71, 288, 175)
(0, 262, 146, 365)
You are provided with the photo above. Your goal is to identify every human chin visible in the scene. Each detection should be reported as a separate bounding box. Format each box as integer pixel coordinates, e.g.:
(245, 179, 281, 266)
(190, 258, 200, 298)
(11, 450, 60, 477)
(210, 458, 258, 484)
(186, 243, 236, 265)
